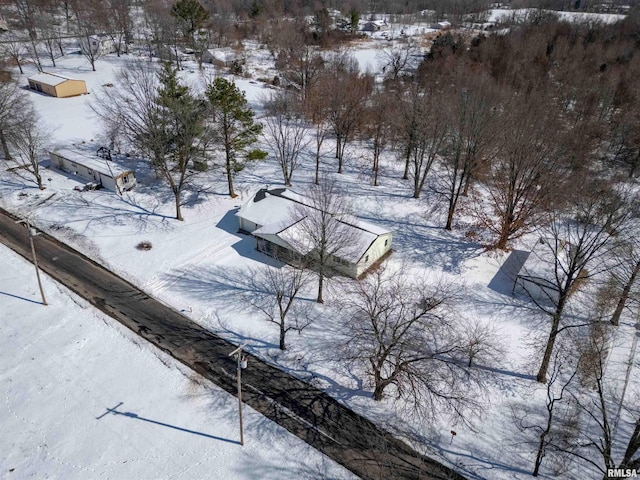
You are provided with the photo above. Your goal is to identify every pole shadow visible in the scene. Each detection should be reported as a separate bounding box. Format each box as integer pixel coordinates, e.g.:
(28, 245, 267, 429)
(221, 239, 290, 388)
(0, 290, 44, 305)
(96, 402, 240, 444)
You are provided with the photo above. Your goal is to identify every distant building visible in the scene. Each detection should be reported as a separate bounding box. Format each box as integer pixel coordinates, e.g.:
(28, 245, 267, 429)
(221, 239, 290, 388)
(0, 15, 8, 32)
(430, 21, 452, 30)
(236, 188, 392, 279)
(50, 148, 136, 194)
(202, 48, 243, 67)
(79, 35, 116, 56)
(363, 20, 389, 31)
(27, 72, 87, 98)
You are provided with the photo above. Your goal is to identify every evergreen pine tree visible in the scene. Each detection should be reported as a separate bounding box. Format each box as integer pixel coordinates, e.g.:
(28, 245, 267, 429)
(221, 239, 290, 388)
(205, 78, 263, 198)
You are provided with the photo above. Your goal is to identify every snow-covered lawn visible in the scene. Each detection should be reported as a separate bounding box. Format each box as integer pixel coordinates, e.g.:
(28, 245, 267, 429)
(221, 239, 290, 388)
(2, 35, 638, 480)
(0, 245, 355, 479)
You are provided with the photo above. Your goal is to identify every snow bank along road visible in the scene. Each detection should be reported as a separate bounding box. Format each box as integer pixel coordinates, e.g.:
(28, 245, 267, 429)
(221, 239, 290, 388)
(0, 207, 466, 480)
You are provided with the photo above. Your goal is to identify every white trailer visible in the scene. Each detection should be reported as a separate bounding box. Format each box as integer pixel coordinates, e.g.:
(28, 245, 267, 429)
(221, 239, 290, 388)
(50, 148, 136, 194)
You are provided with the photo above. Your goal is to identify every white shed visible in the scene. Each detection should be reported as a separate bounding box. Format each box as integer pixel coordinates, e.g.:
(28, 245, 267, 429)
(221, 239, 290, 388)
(49, 148, 136, 194)
(202, 48, 243, 67)
(236, 188, 392, 278)
(79, 35, 116, 56)
(363, 20, 389, 31)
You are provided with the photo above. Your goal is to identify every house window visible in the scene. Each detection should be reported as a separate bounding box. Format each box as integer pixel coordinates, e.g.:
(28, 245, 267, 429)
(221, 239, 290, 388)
(384, 239, 388, 246)
(87, 169, 93, 175)
(365, 255, 369, 263)
(123, 176, 128, 183)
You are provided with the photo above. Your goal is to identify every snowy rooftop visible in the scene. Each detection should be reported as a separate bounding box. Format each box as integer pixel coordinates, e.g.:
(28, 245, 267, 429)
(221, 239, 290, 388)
(50, 148, 133, 178)
(205, 48, 240, 61)
(278, 218, 380, 263)
(28, 72, 82, 86)
(235, 188, 302, 228)
(239, 188, 390, 263)
(518, 237, 572, 286)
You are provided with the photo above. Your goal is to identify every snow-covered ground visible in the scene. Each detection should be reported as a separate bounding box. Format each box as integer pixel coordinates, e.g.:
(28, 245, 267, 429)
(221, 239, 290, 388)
(0, 245, 356, 479)
(1, 23, 638, 479)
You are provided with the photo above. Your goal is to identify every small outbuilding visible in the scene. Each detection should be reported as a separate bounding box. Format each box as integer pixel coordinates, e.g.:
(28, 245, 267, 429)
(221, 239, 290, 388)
(430, 21, 452, 30)
(363, 20, 389, 31)
(513, 238, 583, 304)
(49, 148, 136, 194)
(202, 48, 243, 67)
(236, 188, 392, 279)
(79, 34, 116, 56)
(27, 72, 87, 98)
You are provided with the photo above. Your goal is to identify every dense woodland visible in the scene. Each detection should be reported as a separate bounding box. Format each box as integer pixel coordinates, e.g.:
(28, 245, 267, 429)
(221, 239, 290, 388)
(2, 0, 640, 477)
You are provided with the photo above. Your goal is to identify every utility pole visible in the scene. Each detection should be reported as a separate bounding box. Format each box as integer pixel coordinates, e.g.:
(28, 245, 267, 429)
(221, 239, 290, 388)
(15, 218, 47, 305)
(228, 344, 247, 446)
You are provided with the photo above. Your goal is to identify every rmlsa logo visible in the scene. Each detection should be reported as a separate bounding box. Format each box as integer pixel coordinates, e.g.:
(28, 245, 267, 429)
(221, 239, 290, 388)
(608, 469, 638, 478)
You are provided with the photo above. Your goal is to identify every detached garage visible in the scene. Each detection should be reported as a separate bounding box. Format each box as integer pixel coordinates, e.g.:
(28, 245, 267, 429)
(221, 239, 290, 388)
(27, 72, 87, 98)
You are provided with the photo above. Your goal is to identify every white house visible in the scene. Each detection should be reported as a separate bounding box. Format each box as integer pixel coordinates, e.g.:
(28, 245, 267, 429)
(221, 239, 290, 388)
(79, 35, 116, 56)
(49, 148, 136, 194)
(236, 188, 392, 279)
(202, 47, 243, 67)
(363, 20, 389, 32)
(430, 21, 452, 30)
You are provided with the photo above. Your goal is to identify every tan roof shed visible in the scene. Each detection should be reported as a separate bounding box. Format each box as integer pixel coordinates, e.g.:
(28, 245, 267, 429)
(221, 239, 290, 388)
(27, 72, 87, 98)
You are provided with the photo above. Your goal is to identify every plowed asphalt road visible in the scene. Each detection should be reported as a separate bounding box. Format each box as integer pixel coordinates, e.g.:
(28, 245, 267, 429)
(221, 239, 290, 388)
(0, 207, 466, 480)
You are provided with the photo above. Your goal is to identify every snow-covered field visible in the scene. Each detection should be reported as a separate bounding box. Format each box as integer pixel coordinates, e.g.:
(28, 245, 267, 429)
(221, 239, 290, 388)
(0, 245, 356, 479)
(1, 11, 638, 478)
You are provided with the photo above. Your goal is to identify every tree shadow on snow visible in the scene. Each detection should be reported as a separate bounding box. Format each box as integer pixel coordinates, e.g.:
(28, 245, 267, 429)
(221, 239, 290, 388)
(45, 191, 174, 235)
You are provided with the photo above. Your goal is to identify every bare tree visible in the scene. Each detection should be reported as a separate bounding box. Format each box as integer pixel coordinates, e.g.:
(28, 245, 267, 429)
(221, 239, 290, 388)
(74, 0, 108, 72)
(609, 234, 640, 326)
(534, 353, 578, 477)
(262, 92, 310, 187)
(14, 0, 42, 71)
(8, 110, 48, 190)
(288, 176, 359, 303)
(0, 80, 32, 161)
(360, 86, 392, 187)
(532, 179, 632, 382)
(567, 322, 617, 476)
(457, 317, 505, 368)
(619, 418, 640, 473)
(250, 263, 312, 350)
(273, 19, 324, 102)
(324, 55, 371, 174)
(304, 77, 331, 185)
(435, 74, 497, 230)
(105, 0, 134, 57)
(342, 265, 480, 421)
(513, 347, 579, 478)
(1, 39, 27, 75)
(399, 83, 449, 199)
(482, 92, 567, 250)
(377, 38, 420, 81)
